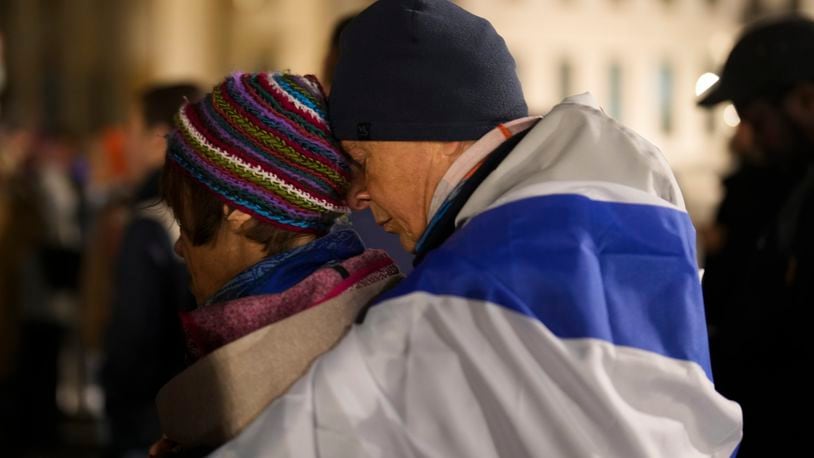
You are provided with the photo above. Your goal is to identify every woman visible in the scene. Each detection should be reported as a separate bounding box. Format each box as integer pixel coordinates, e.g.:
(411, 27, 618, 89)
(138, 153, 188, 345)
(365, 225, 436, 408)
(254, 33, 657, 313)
(151, 72, 401, 454)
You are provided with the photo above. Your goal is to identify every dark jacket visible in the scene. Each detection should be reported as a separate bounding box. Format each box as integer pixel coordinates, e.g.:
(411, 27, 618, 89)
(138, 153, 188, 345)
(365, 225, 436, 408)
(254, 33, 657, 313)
(102, 171, 194, 453)
(704, 163, 813, 456)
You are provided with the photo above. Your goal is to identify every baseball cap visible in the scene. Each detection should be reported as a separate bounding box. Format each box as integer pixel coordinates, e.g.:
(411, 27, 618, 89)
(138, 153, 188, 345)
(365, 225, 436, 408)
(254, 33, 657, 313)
(698, 15, 814, 107)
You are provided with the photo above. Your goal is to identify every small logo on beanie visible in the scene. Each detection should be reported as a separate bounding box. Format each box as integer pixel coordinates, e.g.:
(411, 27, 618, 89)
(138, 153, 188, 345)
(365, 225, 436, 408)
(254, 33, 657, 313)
(357, 123, 371, 140)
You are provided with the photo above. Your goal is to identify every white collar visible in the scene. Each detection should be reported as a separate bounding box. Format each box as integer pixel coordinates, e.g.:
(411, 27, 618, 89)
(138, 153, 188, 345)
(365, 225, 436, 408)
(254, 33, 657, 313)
(428, 116, 541, 219)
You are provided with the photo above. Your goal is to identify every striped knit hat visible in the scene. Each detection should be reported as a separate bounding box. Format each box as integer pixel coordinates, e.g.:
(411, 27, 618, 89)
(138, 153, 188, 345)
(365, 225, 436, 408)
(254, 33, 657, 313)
(166, 72, 351, 234)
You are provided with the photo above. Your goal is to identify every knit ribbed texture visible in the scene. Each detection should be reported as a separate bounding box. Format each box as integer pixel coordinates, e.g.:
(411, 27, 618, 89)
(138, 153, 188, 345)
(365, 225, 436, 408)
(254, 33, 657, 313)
(167, 72, 351, 233)
(329, 0, 527, 141)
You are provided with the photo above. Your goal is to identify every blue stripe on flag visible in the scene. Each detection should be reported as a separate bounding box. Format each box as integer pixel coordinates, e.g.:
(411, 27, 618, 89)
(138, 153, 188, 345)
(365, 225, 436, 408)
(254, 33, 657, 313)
(379, 193, 713, 379)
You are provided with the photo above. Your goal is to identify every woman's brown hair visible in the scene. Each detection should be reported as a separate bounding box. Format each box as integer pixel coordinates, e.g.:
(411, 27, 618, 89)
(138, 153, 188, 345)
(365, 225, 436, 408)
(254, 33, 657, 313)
(160, 161, 312, 255)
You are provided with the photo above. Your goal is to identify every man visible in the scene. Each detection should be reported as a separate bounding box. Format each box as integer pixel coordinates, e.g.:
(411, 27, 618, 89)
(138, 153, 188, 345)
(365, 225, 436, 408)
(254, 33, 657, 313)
(102, 83, 201, 458)
(698, 15, 814, 456)
(213, 1, 741, 456)
(322, 13, 415, 273)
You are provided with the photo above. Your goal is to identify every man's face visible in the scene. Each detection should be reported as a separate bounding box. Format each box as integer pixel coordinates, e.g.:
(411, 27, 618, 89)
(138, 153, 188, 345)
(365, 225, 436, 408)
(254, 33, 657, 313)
(736, 92, 812, 166)
(124, 106, 169, 183)
(341, 140, 463, 252)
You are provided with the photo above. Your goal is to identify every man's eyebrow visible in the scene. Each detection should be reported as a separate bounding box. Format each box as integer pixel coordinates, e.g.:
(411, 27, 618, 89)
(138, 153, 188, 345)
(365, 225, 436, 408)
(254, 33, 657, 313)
(349, 155, 365, 169)
(342, 144, 366, 165)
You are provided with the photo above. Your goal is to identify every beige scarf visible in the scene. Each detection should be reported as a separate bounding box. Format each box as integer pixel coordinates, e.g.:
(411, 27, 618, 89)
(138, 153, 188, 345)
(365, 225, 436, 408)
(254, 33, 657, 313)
(156, 272, 400, 448)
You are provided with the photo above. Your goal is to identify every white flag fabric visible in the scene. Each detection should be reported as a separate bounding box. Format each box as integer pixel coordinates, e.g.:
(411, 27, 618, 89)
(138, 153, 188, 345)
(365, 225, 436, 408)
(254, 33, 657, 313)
(210, 93, 743, 458)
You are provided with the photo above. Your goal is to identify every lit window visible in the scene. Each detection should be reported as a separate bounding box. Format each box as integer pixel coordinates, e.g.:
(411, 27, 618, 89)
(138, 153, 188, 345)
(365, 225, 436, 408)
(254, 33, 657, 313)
(608, 62, 623, 120)
(559, 59, 573, 99)
(658, 62, 674, 134)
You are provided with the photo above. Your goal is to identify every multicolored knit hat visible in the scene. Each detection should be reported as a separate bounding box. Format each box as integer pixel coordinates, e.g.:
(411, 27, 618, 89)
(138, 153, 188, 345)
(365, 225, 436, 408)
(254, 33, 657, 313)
(166, 72, 351, 234)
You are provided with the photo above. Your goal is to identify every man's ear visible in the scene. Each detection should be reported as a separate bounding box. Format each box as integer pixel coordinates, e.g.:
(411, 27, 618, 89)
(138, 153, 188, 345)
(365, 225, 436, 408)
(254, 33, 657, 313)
(345, 162, 371, 211)
(441, 141, 474, 158)
(433, 141, 474, 168)
(223, 205, 253, 233)
(784, 83, 814, 134)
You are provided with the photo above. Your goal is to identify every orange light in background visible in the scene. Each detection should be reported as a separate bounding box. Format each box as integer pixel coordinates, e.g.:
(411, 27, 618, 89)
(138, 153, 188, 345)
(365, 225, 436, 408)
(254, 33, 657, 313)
(102, 127, 128, 181)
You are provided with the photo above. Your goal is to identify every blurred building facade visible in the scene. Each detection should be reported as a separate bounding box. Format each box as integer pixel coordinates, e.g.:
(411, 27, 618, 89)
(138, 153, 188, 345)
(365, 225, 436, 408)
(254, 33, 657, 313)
(2, 0, 813, 226)
(462, 0, 814, 227)
(0, 0, 365, 132)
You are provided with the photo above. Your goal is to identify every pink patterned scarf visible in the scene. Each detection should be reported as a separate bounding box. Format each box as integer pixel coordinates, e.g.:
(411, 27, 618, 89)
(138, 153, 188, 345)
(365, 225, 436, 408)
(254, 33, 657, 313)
(180, 249, 399, 360)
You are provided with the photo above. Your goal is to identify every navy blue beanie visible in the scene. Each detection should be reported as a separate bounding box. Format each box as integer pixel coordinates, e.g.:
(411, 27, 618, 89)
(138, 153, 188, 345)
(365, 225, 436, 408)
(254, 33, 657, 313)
(329, 0, 528, 141)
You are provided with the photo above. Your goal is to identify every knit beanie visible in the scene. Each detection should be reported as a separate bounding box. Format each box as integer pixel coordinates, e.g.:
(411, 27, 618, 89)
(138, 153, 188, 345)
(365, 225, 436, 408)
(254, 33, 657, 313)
(329, 0, 528, 142)
(166, 72, 351, 234)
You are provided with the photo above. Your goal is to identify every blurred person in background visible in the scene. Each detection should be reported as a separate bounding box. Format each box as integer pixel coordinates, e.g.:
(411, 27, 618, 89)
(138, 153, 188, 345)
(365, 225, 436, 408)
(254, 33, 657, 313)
(79, 126, 130, 382)
(322, 13, 413, 274)
(0, 31, 5, 114)
(34, 131, 84, 282)
(0, 124, 43, 449)
(0, 125, 85, 454)
(701, 121, 796, 410)
(320, 14, 354, 96)
(0, 127, 28, 382)
(149, 72, 400, 456)
(101, 82, 201, 458)
(76, 125, 135, 432)
(698, 14, 814, 456)
(210, 2, 741, 457)
(8, 129, 85, 450)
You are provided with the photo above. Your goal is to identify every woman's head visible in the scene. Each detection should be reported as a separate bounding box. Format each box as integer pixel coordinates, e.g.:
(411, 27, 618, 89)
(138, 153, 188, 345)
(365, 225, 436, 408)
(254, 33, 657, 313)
(162, 72, 351, 303)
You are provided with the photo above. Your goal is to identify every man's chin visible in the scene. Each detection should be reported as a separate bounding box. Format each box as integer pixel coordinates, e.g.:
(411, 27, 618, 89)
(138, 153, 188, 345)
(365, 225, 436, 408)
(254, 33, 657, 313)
(189, 284, 205, 306)
(397, 233, 417, 254)
(378, 222, 417, 253)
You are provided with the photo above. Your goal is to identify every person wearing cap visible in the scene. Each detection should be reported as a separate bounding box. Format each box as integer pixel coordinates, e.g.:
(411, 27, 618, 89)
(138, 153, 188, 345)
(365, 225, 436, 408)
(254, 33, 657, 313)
(698, 15, 814, 456)
(147, 72, 401, 455)
(211, 1, 742, 457)
(322, 13, 416, 275)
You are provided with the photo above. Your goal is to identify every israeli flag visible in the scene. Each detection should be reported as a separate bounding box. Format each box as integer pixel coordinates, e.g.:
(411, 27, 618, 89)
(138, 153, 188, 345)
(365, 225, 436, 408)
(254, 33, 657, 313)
(211, 94, 742, 458)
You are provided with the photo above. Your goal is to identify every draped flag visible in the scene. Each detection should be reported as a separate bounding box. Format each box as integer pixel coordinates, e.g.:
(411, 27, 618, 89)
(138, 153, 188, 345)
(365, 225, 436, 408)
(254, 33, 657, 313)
(210, 94, 742, 458)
